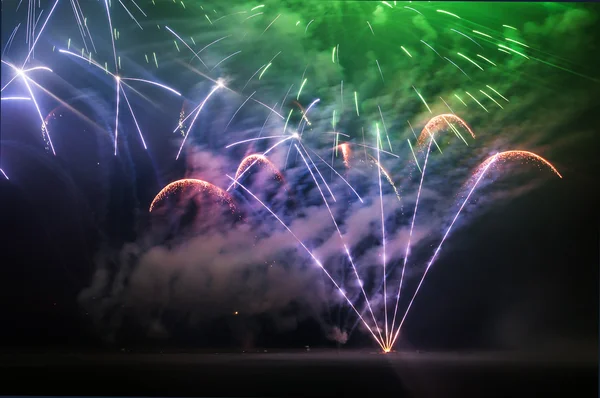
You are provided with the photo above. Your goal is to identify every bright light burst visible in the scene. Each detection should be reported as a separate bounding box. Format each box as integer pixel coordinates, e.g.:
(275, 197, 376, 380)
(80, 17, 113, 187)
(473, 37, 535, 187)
(1, 1, 576, 353)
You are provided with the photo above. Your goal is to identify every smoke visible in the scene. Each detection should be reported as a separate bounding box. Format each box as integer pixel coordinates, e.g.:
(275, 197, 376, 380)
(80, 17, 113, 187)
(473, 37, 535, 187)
(76, 2, 597, 347)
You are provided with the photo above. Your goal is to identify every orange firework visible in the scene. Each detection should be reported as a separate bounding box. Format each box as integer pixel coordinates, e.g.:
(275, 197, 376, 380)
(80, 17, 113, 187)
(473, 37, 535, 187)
(149, 178, 237, 212)
(234, 154, 285, 186)
(417, 113, 475, 146)
(338, 142, 351, 168)
(477, 150, 563, 179)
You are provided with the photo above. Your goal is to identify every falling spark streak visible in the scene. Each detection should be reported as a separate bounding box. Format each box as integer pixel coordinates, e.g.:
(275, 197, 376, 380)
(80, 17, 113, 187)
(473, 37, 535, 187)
(234, 154, 284, 186)
(166, 26, 207, 69)
(436, 9, 460, 19)
(476, 54, 497, 67)
(121, 77, 181, 96)
(299, 98, 320, 131)
(21, 0, 59, 67)
(354, 91, 359, 116)
(297, 78, 307, 100)
(304, 19, 314, 33)
(242, 64, 266, 91)
(225, 135, 286, 149)
(0, 169, 8, 180)
(454, 93, 468, 107)
(390, 152, 497, 348)
(404, 6, 422, 15)
(420, 40, 442, 58)
(262, 14, 280, 35)
(375, 124, 389, 347)
(259, 63, 272, 80)
(227, 136, 293, 191)
(472, 30, 492, 39)
(283, 109, 293, 134)
(251, 4, 264, 11)
(243, 12, 263, 22)
(412, 86, 431, 113)
(498, 48, 512, 55)
(400, 46, 412, 58)
(176, 83, 222, 160)
(503, 24, 518, 30)
(388, 135, 433, 348)
(440, 97, 455, 114)
(444, 57, 471, 80)
(378, 105, 393, 152)
(451, 29, 483, 49)
(153, 52, 158, 68)
(465, 91, 488, 112)
(297, 143, 336, 203)
(296, 145, 382, 341)
(366, 21, 375, 35)
(376, 60, 384, 82)
(113, 78, 121, 155)
(457, 52, 484, 71)
(191, 35, 230, 65)
(498, 44, 529, 59)
(226, 175, 385, 351)
(486, 85, 509, 102)
(224, 91, 256, 132)
(480, 90, 504, 109)
(211, 51, 241, 71)
(407, 120, 418, 140)
(305, 147, 363, 202)
(382, 1, 393, 8)
(407, 139, 422, 173)
(103, 0, 118, 72)
(357, 144, 400, 159)
(120, 85, 147, 149)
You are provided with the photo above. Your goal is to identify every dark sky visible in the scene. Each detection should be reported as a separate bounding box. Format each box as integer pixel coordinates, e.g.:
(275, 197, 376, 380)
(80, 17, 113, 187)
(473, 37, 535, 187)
(0, 1, 598, 352)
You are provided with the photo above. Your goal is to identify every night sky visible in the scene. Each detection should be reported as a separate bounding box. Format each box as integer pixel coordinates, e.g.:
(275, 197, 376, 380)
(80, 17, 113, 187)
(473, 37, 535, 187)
(0, 1, 598, 352)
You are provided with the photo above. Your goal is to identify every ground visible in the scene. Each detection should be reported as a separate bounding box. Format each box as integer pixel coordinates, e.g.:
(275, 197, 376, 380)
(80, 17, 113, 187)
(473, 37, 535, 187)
(1, 349, 596, 397)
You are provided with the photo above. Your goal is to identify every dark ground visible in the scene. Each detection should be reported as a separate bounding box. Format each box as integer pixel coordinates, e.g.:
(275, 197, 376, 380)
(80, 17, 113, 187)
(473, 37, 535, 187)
(0, 349, 596, 397)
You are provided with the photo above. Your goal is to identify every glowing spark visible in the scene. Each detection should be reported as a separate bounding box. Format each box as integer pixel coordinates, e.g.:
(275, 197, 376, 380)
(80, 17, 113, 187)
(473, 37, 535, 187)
(1, 96, 30, 100)
(472, 30, 492, 39)
(259, 63, 272, 80)
(354, 91, 359, 116)
(503, 24, 518, 30)
(417, 114, 475, 146)
(407, 139, 422, 173)
(486, 85, 509, 102)
(412, 86, 431, 113)
(454, 93, 468, 107)
(436, 9, 460, 19)
(251, 4, 264, 11)
(400, 46, 412, 58)
(376, 60, 384, 82)
(479, 90, 504, 109)
(421, 40, 442, 58)
(465, 91, 488, 112)
(297, 78, 307, 100)
(498, 44, 529, 59)
(505, 37, 529, 48)
(457, 52, 484, 71)
(305, 19, 314, 33)
(404, 6, 422, 15)
(367, 21, 375, 35)
(444, 56, 471, 79)
(451, 29, 482, 48)
(476, 54, 496, 67)
(0, 169, 8, 179)
(211, 50, 241, 71)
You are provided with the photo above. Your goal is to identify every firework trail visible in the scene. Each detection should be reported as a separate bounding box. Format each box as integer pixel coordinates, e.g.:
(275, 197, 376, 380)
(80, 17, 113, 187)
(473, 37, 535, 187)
(226, 175, 386, 351)
(389, 151, 562, 347)
(417, 114, 475, 146)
